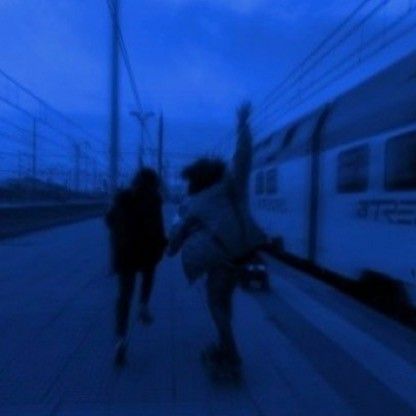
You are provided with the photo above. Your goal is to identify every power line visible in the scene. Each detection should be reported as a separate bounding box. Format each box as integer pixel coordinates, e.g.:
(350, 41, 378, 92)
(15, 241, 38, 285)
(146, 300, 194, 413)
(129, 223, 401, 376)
(106, 0, 143, 114)
(0, 69, 108, 189)
(0, 59, 110, 185)
(274, 10, 416, 121)
(0, 94, 107, 169)
(254, 0, 377, 118)
(252, 0, 416, 139)
(98, 148, 200, 158)
(0, 65, 102, 143)
(212, 1, 398, 153)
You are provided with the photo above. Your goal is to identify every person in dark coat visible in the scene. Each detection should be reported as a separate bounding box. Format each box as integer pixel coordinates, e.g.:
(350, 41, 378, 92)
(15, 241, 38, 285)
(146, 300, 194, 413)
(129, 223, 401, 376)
(167, 103, 266, 374)
(106, 168, 167, 365)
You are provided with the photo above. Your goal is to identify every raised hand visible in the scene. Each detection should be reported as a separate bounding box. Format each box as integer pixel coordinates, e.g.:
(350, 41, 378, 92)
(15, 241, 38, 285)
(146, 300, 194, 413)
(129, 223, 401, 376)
(237, 101, 252, 125)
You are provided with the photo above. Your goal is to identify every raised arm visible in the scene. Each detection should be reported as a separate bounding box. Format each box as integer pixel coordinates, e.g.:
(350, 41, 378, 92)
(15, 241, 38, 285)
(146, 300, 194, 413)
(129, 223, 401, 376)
(230, 102, 253, 200)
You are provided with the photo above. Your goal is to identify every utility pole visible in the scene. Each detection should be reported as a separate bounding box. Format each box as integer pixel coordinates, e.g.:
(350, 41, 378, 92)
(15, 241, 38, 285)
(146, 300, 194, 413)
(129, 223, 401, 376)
(32, 119, 37, 179)
(109, 0, 120, 196)
(83, 141, 91, 193)
(92, 159, 98, 193)
(83, 153, 88, 193)
(157, 112, 164, 179)
(74, 143, 81, 192)
(18, 152, 23, 179)
(130, 111, 154, 170)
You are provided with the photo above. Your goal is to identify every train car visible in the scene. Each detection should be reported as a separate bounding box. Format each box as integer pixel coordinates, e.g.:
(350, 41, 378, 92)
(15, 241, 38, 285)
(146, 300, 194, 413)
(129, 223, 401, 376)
(251, 51, 416, 305)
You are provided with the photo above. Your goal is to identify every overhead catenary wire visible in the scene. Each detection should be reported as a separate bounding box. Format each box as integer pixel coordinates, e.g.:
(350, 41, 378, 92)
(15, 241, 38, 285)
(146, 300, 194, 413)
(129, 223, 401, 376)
(0, 95, 107, 171)
(108, 0, 413, 169)
(254, 0, 378, 118)
(106, 0, 159, 166)
(0, 94, 107, 170)
(0, 68, 101, 146)
(208, 0, 409, 156)
(276, 10, 416, 119)
(105, 0, 143, 114)
(255, 2, 416, 140)
(251, 0, 389, 133)
(250, 0, 416, 141)
(0, 17, 115, 191)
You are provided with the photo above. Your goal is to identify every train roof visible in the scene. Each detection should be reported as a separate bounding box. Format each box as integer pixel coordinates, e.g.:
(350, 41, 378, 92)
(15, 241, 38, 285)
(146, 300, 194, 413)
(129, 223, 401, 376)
(254, 50, 416, 166)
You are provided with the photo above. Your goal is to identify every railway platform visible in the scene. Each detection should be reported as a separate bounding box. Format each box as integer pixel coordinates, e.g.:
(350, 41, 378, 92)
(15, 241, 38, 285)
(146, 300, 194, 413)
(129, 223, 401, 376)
(0, 219, 415, 416)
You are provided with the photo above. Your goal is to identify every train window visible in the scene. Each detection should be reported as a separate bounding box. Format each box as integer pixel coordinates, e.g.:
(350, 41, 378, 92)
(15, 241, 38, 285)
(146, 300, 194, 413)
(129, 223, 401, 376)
(337, 145, 369, 193)
(385, 133, 416, 191)
(265, 168, 278, 194)
(255, 171, 265, 195)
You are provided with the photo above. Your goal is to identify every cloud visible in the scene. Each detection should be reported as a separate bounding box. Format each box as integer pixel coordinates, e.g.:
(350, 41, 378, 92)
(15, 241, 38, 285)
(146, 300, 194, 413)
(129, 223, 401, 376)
(1, 0, 387, 162)
(136, 45, 247, 123)
(161, 0, 269, 14)
(160, 0, 346, 18)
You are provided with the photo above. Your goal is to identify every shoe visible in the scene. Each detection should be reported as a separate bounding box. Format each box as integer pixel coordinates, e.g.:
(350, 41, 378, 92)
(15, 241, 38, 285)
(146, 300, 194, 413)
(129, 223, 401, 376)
(114, 338, 127, 367)
(138, 305, 154, 326)
(202, 344, 225, 364)
(222, 346, 242, 370)
(201, 344, 242, 382)
(202, 344, 241, 366)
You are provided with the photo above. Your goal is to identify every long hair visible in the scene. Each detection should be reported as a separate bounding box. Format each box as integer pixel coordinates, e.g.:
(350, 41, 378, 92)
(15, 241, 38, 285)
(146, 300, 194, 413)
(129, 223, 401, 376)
(181, 157, 226, 195)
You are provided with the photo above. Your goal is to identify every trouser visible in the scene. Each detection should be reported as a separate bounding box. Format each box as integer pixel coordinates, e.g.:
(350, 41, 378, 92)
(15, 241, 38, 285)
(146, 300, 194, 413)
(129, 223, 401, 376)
(206, 266, 240, 358)
(116, 266, 155, 338)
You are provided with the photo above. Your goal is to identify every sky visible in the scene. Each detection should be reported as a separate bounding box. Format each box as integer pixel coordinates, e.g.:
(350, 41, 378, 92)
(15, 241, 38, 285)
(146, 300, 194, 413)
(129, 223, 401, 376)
(0, 0, 411, 180)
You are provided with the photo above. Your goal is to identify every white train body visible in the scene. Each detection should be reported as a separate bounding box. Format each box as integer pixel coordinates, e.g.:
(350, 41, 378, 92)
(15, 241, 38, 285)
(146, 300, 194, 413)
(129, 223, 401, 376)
(251, 51, 416, 301)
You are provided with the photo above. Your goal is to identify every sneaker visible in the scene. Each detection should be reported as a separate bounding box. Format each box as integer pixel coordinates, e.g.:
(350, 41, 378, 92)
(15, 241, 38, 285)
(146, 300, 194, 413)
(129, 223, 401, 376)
(138, 305, 154, 326)
(202, 343, 241, 366)
(201, 344, 242, 381)
(202, 344, 225, 364)
(114, 338, 127, 367)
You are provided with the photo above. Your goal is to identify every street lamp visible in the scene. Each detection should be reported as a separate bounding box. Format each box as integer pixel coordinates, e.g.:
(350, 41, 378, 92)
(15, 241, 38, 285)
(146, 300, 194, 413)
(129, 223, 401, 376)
(130, 110, 155, 169)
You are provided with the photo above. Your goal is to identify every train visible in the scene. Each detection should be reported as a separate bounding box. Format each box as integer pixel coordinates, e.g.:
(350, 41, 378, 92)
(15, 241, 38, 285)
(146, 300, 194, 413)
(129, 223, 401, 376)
(250, 50, 416, 308)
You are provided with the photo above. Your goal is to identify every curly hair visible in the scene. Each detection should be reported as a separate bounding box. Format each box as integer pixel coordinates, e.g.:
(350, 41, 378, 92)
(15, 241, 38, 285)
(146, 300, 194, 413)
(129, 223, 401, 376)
(181, 157, 226, 195)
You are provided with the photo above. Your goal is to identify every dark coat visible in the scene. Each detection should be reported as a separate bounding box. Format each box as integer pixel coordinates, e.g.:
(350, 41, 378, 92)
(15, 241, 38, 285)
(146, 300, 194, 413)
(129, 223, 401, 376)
(106, 187, 167, 275)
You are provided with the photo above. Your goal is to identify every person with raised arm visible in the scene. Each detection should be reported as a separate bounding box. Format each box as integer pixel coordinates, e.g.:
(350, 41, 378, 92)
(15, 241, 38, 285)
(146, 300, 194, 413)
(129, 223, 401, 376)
(168, 102, 266, 379)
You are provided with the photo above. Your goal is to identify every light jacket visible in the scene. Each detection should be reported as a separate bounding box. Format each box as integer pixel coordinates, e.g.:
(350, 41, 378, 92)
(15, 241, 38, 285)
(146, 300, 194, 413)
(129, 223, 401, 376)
(168, 118, 266, 282)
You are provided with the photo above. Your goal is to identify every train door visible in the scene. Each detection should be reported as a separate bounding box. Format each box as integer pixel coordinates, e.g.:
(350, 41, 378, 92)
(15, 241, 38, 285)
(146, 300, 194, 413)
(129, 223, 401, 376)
(307, 107, 331, 263)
